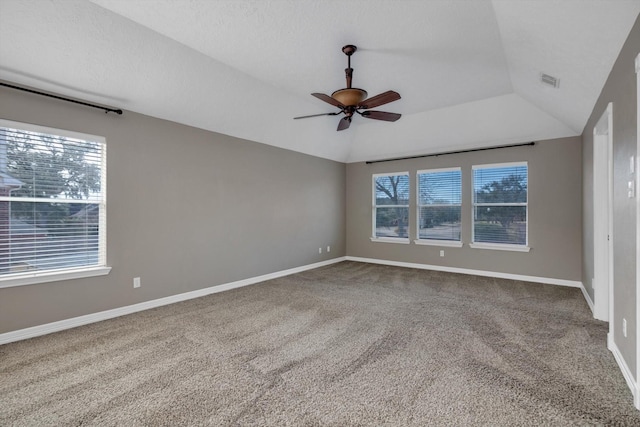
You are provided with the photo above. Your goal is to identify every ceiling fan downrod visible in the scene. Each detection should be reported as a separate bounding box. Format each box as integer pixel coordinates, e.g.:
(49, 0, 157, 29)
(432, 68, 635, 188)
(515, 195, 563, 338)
(332, 45, 368, 106)
(343, 44, 357, 89)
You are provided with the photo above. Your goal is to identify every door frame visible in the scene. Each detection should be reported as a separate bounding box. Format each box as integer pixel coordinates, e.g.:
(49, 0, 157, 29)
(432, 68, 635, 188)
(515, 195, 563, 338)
(634, 52, 640, 410)
(593, 102, 613, 324)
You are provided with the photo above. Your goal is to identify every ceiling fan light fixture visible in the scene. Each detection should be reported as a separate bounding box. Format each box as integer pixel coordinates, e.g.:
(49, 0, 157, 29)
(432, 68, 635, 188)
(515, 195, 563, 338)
(331, 88, 368, 106)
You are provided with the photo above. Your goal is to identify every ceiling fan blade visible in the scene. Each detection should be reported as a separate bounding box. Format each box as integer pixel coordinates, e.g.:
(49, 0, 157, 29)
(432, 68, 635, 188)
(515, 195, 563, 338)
(312, 93, 345, 108)
(357, 90, 401, 109)
(337, 116, 351, 131)
(360, 110, 402, 122)
(294, 112, 341, 119)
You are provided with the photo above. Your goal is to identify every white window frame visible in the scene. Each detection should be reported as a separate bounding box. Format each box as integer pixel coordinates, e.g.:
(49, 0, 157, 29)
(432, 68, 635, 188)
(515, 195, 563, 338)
(0, 119, 111, 288)
(414, 167, 463, 247)
(371, 171, 410, 244)
(470, 161, 530, 252)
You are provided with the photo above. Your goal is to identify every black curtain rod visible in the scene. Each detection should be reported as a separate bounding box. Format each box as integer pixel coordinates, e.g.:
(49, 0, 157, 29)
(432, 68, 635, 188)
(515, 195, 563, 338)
(0, 82, 123, 115)
(365, 141, 536, 164)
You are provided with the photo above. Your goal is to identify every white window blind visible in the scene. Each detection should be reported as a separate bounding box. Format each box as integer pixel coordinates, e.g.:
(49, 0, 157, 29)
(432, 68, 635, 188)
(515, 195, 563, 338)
(0, 120, 106, 278)
(472, 162, 527, 246)
(373, 172, 409, 239)
(417, 168, 461, 242)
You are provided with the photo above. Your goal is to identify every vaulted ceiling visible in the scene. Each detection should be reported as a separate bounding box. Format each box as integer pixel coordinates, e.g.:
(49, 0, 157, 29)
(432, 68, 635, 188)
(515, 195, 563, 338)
(1, 1, 638, 162)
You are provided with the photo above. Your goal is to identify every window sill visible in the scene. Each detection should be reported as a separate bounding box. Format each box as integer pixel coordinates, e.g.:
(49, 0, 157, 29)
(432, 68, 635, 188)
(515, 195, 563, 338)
(0, 266, 112, 289)
(370, 237, 410, 245)
(469, 243, 531, 252)
(414, 240, 463, 247)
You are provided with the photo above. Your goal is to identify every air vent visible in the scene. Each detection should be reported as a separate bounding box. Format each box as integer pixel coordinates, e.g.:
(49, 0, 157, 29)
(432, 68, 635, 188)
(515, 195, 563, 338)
(540, 73, 560, 88)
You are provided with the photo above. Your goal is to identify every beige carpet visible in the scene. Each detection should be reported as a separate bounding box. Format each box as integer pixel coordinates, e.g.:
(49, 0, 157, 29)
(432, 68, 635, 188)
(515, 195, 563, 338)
(1, 261, 639, 426)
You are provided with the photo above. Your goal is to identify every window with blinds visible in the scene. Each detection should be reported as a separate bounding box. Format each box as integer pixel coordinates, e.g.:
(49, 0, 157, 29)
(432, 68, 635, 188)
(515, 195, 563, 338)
(472, 162, 527, 246)
(373, 172, 409, 240)
(417, 168, 461, 242)
(0, 120, 106, 278)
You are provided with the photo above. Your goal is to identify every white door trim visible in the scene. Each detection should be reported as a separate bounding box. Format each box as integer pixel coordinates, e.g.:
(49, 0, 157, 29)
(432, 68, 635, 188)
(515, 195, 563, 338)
(635, 52, 640, 410)
(593, 102, 613, 323)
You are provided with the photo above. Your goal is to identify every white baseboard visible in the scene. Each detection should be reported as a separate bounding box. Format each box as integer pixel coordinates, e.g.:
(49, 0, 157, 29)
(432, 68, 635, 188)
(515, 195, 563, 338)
(0, 257, 347, 345)
(580, 283, 595, 314)
(345, 256, 583, 288)
(608, 333, 640, 409)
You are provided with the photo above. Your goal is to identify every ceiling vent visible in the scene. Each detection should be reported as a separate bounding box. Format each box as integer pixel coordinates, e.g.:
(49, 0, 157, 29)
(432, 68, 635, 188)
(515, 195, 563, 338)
(540, 73, 560, 88)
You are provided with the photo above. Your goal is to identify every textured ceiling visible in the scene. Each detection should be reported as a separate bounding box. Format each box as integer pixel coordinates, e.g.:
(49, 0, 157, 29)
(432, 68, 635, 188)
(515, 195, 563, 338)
(0, 0, 638, 163)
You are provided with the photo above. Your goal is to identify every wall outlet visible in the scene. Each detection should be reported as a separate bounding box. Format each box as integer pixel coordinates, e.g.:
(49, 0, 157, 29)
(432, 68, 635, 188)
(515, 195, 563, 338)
(133, 277, 141, 288)
(318, 247, 322, 254)
(327, 246, 331, 253)
(440, 250, 445, 257)
(623, 318, 627, 337)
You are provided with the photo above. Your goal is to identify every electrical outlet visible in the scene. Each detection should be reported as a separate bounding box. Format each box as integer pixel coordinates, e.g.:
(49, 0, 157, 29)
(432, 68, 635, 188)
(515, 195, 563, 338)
(623, 318, 627, 337)
(133, 277, 141, 288)
(327, 246, 331, 253)
(440, 250, 444, 257)
(318, 247, 322, 254)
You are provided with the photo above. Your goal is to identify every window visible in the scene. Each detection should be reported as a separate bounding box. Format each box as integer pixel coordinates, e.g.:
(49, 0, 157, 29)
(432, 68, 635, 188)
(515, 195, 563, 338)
(472, 162, 528, 250)
(416, 168, 462, 246)
(0, 119, 109, 286)
(372, 172, 409, 242)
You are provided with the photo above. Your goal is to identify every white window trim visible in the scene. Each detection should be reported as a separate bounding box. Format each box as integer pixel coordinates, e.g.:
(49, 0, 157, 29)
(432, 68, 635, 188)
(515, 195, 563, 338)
(370, 237, 410, 244)
(472, 161, 527, 170)
(0, 266, 112, 288)
(417, 166, 459, 174)
(372, 171, 410, 243)
(0, 119, 105, 143)
(0, 119, 110, 287)
(469, 242, 530, 252)
(416, 167, 462, 245)
(414, 239, 463, 247)
(471, 161, 529, 249)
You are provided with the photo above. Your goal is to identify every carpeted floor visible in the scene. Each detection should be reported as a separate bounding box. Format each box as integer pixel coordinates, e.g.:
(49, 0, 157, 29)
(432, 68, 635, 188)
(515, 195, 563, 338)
(1, 261, 639, 426)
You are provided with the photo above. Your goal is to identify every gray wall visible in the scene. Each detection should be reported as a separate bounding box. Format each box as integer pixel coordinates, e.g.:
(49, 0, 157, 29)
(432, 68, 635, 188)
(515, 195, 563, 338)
(346, 137, 582, 281)
(582, 15, 639, 378)
(0, 85, 346, 334)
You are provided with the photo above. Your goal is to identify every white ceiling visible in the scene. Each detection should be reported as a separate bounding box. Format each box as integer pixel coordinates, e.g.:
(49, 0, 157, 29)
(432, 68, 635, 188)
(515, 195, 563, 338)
(0, 0, 638, 163)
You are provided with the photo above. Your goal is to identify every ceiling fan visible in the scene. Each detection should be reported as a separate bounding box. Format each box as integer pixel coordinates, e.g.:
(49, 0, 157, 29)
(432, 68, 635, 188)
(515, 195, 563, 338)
(294, 45, 401, 131)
